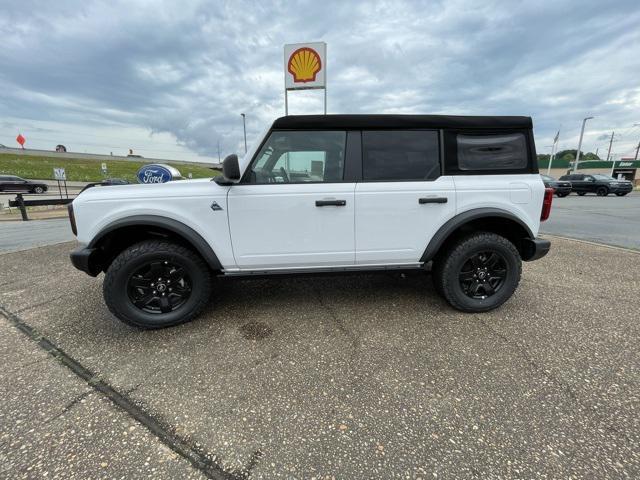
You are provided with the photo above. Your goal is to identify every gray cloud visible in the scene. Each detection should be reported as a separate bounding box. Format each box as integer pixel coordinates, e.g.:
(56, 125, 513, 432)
(1, 0, 639, 160)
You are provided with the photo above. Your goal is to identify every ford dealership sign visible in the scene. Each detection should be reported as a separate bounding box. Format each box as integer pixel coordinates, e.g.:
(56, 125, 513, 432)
(136, 164, 182, 184)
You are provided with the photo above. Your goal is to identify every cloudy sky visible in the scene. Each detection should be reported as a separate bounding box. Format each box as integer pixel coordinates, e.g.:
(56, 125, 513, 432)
(1, 0, 639, 163)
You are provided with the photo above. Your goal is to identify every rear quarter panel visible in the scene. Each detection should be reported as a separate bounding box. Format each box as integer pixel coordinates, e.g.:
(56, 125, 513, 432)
(453, 174, 545, 236)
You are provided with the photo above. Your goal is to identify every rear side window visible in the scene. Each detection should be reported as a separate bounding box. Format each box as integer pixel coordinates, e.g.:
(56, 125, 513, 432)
(362, 130, 440, 181)
(457, 133, 527, 170)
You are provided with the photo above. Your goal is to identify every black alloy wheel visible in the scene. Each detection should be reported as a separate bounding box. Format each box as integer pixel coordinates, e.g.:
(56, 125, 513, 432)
(103, 240, 212, 328)
(596, 186, 608, 196)
(127, 260, 192, 314)
(458, 251, 507, 300)
(432, 232, 522, 313)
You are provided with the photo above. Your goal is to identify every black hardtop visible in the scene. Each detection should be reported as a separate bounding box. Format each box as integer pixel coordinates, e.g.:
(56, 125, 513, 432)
(272, 114, 533, 130)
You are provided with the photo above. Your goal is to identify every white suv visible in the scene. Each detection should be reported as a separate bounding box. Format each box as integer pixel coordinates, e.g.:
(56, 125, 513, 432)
(69, 115, 552, 328)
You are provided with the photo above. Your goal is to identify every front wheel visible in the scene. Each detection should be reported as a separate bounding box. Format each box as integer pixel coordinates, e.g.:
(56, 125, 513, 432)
(596, 186, 609, 196)
(33, 186, 45, 194)
(616, 192, 628, 197)
(103, 240, 211, 328)
(432, 232, 522, 313)
(556, 192, 569, 198)
(577, 192, 586, 196)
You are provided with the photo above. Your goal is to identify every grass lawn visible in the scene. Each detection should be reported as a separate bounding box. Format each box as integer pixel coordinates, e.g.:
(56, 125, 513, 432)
(0, 153, 218, 182)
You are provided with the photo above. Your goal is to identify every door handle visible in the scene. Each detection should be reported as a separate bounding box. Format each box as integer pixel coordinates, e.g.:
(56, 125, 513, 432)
(419, 197, 448, 204)
(315, 199, 346, 207)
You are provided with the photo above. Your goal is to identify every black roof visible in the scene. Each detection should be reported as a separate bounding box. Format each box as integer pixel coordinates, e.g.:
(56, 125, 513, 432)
(272, 114, 532, 130)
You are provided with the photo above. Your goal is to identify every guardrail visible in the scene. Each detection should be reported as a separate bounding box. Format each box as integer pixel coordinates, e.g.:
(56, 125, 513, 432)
(8, 194, 74, 221)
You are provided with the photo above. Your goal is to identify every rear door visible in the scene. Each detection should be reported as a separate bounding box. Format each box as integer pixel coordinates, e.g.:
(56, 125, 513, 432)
(354, 130, 456, 265)
(227, 130, 356, 270)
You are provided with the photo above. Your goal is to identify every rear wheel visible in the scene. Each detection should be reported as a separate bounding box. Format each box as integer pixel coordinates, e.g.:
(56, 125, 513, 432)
(432, 232, 521, 312)
(616, 192, 628, 197)
(596, 186, 609, 196)
(33, 186, 45, 194)
(103, 240, 211, 329)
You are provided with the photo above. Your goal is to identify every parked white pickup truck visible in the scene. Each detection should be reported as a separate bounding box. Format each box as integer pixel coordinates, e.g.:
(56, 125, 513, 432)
(69, 114, 552, 328)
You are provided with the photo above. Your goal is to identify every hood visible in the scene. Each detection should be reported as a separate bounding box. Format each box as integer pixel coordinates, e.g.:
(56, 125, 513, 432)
(74, 178, 226, 203)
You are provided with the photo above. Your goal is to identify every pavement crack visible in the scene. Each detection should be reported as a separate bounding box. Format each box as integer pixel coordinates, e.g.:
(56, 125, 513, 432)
(0, 303, 242, 480)
(242, 449, 264, 478)
(44, 391, 94, 425)
(314, 289, 360, 355)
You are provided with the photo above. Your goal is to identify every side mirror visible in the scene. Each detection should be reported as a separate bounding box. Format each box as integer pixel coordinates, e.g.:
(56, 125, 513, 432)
(222, 154, 241, 182)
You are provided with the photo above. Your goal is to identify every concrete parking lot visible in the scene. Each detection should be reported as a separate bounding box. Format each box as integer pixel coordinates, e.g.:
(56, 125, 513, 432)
(1, 237, 639, 478)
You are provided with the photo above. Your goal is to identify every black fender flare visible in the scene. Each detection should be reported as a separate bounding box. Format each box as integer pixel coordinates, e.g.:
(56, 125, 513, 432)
(89, 215, 222, 270)
(420, 208, 534, 262)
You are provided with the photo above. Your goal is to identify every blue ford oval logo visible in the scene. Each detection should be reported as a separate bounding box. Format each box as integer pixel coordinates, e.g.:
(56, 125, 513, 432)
(136, 164, 177, 184)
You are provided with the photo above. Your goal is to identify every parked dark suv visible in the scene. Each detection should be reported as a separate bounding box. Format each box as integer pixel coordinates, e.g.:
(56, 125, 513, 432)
(0, 175, 48, 194)
(559, 173, 633, 196)
(541, 174, 571, 197)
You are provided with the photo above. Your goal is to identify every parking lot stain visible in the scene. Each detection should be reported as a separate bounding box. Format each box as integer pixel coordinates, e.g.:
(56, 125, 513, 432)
(239, 321, 273, 340)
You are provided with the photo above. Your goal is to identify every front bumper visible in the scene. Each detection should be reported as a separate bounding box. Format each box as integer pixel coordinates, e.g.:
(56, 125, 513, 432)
(611, 184, 633, 193)
(70, 246, 101, 276)
(520, 238, 551, 262)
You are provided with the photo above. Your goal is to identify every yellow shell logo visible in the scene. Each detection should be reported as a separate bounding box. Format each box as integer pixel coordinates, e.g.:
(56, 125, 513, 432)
(288, 47, 322, 83)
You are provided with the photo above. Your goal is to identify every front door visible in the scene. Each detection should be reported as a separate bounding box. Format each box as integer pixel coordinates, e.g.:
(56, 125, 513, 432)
(228, 130, 355, 270)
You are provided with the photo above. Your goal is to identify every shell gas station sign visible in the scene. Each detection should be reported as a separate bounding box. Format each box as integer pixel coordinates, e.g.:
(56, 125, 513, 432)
(284, 42, 327, 114)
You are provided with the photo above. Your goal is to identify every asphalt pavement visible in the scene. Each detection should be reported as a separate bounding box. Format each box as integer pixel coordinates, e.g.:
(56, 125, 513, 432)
(0, 218, 75, 253)
(1, 239, 639, 478)
(541, 191, 640, 249)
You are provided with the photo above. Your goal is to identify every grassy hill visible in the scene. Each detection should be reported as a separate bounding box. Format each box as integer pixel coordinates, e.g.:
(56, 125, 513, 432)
(0, 153, 219, 182)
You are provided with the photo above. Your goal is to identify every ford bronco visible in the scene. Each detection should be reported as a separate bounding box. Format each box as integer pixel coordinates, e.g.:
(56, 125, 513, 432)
(69, 115, 552, 328)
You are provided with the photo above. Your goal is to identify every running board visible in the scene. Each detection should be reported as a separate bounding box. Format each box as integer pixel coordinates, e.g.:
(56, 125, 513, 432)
(220, 263, 424, 278)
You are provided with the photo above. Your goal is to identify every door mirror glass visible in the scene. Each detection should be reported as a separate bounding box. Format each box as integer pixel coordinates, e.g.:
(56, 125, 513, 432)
(222, 154, 241, 182)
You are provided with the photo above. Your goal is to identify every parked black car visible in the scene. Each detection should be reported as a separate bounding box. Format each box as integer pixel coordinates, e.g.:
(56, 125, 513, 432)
(541, 174, 572, 197)
(559, 173, 633, 196)
(0, 175, 48, 194)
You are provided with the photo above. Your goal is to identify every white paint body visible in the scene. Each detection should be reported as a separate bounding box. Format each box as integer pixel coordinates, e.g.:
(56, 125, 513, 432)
(72, 146, 545, 273)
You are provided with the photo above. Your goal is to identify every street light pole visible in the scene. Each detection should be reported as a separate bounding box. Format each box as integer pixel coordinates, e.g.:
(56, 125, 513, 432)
(241, 113, 247, 154)
(573, 116, 593, 173)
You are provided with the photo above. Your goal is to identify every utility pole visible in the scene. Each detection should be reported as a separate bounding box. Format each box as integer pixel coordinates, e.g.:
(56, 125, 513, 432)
(573, 116, 593, 173)
(635, 142, 640, 161)
(241, 113, 247, 154)
(606, 131, 615, 176)
(605, 131, 614, 162)
(217, 140, 221, 163)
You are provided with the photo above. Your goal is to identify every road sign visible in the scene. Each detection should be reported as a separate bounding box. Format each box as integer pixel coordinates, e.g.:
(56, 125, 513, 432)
(16, 133, 25, 148)
(53, 168, 66, 181)
(284, 42, 326, 90)
(101, 162, 108, 174)
(284, 42, 327, 115)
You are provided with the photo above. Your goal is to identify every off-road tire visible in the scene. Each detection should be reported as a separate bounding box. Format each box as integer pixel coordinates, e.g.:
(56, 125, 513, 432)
(103, 240, 211, 329)
(596, 186, 608, 196)
(432, 232, 522, 313)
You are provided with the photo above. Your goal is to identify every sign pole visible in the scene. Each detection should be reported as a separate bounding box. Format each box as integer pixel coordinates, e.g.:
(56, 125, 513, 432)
(285, 90, 288, 116)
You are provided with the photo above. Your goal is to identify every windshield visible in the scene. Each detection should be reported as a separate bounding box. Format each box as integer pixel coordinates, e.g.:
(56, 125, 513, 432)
(592, 174, 614, 181)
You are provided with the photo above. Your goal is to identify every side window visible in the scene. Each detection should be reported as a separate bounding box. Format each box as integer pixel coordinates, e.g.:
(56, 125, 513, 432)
(457, 133, 527, 171)
(362, 130, 440, 181)
(248, 131, 345, 184)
